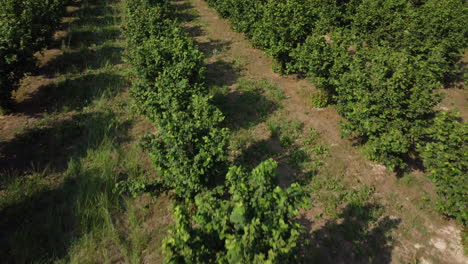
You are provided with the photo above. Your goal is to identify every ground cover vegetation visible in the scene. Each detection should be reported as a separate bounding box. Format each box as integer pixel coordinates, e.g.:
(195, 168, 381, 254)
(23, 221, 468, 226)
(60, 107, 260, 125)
(0, 0, 67, 113)
(204, 0, 468, 224)
(124, 0, 309, 262)
(1, 0, 173, 262)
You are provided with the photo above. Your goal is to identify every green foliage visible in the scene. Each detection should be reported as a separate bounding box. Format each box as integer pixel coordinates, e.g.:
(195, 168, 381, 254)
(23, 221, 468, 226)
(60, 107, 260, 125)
(337, 47, 442, 170)
(125, 0, 228, 198)
(163, 159, 308, 263)
(125, 2, 308, 256)
(289, 30, 350, 91)
(141, 96, 229, 197)
(310, 89, 331, 108)
(205, 0, 267, 35)
(0, 0, 65, 111)
(251, 0, 316, 66)
(417, 111, 468, 224)
(204, 0, 468, 220)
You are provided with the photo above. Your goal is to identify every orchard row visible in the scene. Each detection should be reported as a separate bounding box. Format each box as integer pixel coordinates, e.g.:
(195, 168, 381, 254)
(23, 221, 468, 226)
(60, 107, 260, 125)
(0, 0, 66, 113)
(205, 0, 467, 224)
(125, 0, 307, 262)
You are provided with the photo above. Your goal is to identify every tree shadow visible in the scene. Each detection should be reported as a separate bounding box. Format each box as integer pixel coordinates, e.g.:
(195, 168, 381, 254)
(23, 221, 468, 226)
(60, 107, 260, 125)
(0, 108, 133, 262)
(197, 39, 232, 59)
(232, 137, 313, 188)
(299, 203, 401, 263)
(0, 0, 132, 261)
(16, 72, 129, 116)
(206, 60, 238, 87)
(56, 1, 123, 63)
(11, 0, 126, 116)
(0, 156, 119, 263)
(73, 15, 122, 28)
(214, 87, 278, 130)
(77, 2, 116, 17)
(183, 24, 205, 38)
(173, 0, 199, 23)
(66, 27, 122, 49)
(233, 138, 278, 168)
(43, 45, 124, 75)
(0, 111, 132, 176)
(175, 1, 232, 59)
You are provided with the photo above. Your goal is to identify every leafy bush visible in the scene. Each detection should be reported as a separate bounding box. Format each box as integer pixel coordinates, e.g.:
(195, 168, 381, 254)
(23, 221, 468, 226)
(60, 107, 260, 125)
(251, 0, 316, 66)
(141, 95, 229, 197)
(337, 47, 442, 170)
(128, 27, 206, 121)
(164, 159, 307, 263)
(417, 111, 468, 224)
(206, 0, 267, 35)
(125, 0, 230, 198)
(125, 2, 308, 259)
(205, 0, 468, 221)
(0, 0, 65, 112)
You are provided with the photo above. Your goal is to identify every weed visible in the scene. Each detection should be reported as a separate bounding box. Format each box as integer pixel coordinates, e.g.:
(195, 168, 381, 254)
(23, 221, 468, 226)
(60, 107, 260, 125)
(280, 134, 293, 147)
(232, 56, 247, 71)
(288, 147, 309, 168)
(266, 119, 281, 138)
(399, 174, 417, 186)
(311, 145, 329, 156)
(260, 78, 287, 102)
(303, 128, 320, 145)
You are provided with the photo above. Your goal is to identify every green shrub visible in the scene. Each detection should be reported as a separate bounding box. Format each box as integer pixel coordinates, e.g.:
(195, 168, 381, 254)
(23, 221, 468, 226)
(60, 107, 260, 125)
(210, 0, 267, 35)
(0, 0, 65, 112)
(163, 159, 307, 263)
(337, 47, 442, 170)
(204, 0, 468, 221)
(125, 0, 228, 198)
(310, 89, 331, 108)
(417, 111, 468, 224)
(251, 0, 317, 66)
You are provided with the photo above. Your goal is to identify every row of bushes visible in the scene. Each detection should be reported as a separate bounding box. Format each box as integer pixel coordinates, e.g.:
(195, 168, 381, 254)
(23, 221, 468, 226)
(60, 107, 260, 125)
(204, 0, 467, 223)
(126, 0, 227, 198)
(124, 0, 307, 262)
(0, 0, 66, 113)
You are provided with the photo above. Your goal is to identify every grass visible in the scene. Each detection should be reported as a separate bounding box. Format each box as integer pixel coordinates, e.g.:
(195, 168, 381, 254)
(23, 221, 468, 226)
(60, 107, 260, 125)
(0, 0, 169, 263)
(304, 172, 398, 262)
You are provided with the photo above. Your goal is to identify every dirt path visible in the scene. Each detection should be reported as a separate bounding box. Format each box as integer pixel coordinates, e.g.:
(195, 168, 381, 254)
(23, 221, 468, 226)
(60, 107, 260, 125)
(182, 0, 467, 263)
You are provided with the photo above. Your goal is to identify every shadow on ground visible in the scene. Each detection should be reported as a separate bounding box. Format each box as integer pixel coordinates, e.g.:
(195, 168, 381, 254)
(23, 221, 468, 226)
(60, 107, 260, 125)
(197, 39, 232, 59)
(206, 59, 238, 87)
(16, 72, 129, 116)
(0, 111, 131, 175)
(174, 0, 199, 23)
(0, 169, 112, 263)
(11, 0, 125, 116)
(299, 203, 401, 263)
(183, 24, 205, 38)
(0, 0, 131, 261)
(214, 87, 278, 130)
